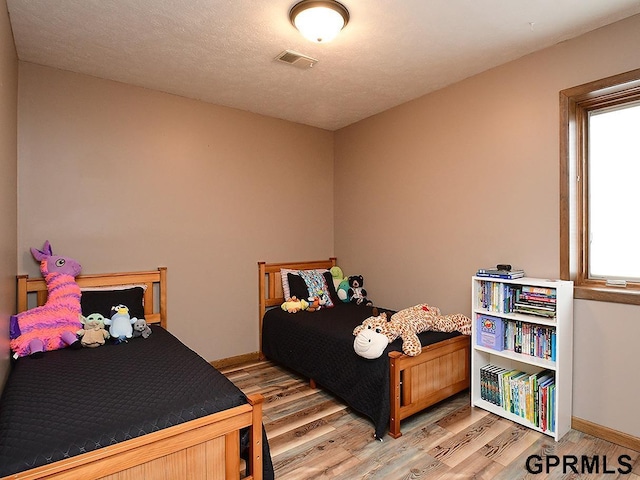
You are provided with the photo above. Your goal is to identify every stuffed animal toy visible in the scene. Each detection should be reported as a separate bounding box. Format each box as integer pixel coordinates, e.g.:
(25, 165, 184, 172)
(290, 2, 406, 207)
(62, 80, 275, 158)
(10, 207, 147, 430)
(337, 278, 350, 302)
(132, 318, 152, 338)
(353, 304, 471, 358)
(352, 311, 390, 359)
(306, 295, 328, 312)
(347, 275, 373, 306)
(331, 266, 350, 303)
(308, 287, 331, 309)
(330, 266, 343, 284)
(281, 296, 309, 313)
(9, 241, 83, 358)
(307, 297, 319, 312)
(105, 304, 137, 343)
(77, 313, 110, 348)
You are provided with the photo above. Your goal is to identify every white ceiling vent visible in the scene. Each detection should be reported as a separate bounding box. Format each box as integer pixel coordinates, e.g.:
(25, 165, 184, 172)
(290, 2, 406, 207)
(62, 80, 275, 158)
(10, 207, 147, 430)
(275, 50, 318, 69)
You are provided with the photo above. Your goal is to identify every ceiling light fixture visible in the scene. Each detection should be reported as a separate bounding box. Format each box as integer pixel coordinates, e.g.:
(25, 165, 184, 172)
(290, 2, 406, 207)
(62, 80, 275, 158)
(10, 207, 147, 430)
(289, 0, 350, 43)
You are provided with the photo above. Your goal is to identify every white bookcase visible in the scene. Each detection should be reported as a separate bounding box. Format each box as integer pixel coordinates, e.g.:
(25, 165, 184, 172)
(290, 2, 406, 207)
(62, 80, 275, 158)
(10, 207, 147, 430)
(471, 276, 573, 441)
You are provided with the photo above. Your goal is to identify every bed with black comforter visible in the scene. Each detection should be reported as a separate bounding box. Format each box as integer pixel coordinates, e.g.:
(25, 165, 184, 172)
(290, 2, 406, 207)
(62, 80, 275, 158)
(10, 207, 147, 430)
(0, 326, 274, 479)
(262, 302, 461, 439)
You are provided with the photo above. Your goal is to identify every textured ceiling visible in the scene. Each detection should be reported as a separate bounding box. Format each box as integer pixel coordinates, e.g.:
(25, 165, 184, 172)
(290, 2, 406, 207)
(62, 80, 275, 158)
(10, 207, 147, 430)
(6, 0, 640, 130)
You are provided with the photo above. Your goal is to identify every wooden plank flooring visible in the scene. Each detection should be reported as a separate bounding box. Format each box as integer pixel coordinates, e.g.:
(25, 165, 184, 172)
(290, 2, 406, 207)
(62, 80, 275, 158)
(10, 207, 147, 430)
(222, 361, 639, 479)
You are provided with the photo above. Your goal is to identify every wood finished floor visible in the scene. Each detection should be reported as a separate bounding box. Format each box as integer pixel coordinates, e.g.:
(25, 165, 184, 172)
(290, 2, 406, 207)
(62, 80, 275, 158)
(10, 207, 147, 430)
(221, 360, 640, 480)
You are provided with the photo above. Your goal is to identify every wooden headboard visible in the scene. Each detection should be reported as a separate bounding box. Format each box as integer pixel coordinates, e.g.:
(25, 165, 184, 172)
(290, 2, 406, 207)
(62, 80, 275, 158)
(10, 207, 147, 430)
(16, 267, 168, 329)
(257, 258, 336, 353)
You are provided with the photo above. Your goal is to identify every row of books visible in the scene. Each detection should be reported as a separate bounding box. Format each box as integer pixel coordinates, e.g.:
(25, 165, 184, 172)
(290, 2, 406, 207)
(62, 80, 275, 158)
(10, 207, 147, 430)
(479, 364, 556, 433)
(477, 315, 556, 361)
(476, 281, 557, 318)
(504, 319, 557, 361)
(477, 281, 521, 315)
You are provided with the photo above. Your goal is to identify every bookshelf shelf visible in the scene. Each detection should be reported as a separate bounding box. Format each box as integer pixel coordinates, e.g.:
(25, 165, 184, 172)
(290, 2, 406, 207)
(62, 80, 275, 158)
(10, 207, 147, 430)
(474, 398, 549, 435)
(473, 344, 557, 370)
(473, 308, 558, 327)
(471, 276, 574, 441)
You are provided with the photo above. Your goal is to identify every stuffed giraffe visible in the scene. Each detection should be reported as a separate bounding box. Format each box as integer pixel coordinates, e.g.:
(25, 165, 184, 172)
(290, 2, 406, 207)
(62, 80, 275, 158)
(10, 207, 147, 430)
(353, 304, 471, 359)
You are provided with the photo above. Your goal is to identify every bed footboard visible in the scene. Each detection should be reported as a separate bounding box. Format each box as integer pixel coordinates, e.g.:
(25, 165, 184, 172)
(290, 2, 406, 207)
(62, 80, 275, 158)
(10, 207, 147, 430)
(389, 335, 471, 438)
(2, 394, 264, 480)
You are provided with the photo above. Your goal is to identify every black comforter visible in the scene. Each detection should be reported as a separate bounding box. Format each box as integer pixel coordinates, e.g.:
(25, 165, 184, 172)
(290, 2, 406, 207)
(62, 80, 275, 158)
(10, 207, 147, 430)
(0, 326, 274, 479)
(262, 302, 460, 439)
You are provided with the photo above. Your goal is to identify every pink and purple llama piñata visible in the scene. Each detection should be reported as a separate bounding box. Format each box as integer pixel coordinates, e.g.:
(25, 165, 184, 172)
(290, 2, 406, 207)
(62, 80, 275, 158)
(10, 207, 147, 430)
(9, 241, 82, 358)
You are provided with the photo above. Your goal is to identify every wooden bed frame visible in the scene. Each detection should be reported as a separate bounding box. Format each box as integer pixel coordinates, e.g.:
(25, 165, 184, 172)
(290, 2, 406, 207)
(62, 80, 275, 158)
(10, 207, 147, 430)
(6, 267, 264, 480)
(258, 258, 471, 439)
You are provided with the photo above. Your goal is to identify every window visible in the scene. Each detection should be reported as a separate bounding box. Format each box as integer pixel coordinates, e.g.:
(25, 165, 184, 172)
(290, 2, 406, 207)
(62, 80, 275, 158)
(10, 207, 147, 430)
(560, 68, 640, 304)
(588, 103, 640, 280)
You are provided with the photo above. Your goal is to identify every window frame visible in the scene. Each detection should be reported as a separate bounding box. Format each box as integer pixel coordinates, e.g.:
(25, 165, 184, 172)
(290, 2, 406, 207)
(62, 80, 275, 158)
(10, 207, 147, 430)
(560, 68, 640, 305)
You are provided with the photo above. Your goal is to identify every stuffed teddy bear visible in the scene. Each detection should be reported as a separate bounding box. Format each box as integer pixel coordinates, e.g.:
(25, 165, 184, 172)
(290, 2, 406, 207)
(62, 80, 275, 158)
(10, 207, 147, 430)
(281, 296, 309, 313)
(105, 304, 137, 343)
(132, 318, 152, 338)
(353, 304, 471, 358)
(77, 313, 110, 348)
(9, 241, 82, 358)
(347, 275, 373, 306)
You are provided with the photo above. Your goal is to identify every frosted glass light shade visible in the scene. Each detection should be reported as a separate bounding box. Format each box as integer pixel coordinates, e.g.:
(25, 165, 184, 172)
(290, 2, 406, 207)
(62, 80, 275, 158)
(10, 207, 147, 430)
(290, 1, 349, 43)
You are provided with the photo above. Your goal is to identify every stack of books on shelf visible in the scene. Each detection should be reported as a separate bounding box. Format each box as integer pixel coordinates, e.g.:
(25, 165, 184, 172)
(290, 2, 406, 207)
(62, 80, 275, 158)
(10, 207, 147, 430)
(476, 267, 525, 279)
(513, 285, 557, 318)
(479, 364, 556, 433)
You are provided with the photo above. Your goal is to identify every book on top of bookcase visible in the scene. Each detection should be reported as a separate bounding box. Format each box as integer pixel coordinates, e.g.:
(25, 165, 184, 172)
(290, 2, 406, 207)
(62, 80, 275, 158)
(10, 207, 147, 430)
(476, 268, 525, 279)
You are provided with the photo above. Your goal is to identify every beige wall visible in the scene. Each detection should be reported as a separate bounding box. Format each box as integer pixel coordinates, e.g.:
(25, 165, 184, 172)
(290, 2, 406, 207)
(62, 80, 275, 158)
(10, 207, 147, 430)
(0, 0, 18, 386)
(334, 14, 640, 437)
(17, 63, 334, 361)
